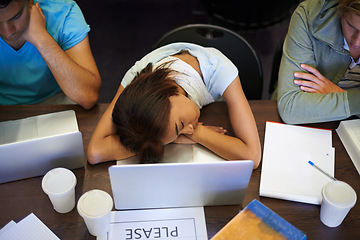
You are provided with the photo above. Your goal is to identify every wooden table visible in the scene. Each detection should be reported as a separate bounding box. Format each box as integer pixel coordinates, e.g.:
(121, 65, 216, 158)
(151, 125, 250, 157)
(0, 100, 359, 239)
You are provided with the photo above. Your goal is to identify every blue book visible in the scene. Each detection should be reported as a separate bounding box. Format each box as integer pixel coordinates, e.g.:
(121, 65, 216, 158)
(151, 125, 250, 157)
(211, 199, 307, 240)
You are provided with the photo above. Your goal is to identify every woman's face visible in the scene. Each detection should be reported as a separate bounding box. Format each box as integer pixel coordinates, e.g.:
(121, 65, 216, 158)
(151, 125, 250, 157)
(162, 94, 200, 144)
(341, 9, 360, 51)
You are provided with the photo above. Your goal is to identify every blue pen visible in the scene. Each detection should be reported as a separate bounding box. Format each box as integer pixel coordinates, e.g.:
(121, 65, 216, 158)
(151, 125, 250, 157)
(308, 161, 337, 181)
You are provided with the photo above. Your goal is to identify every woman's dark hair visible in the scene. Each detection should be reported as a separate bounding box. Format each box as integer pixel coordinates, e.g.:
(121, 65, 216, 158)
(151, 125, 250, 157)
(0, 0, 14, 8)
(112, 63, 179, 163)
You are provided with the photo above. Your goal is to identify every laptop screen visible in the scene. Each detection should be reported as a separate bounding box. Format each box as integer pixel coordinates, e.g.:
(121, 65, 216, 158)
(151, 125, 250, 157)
(109, 160, 254, 210)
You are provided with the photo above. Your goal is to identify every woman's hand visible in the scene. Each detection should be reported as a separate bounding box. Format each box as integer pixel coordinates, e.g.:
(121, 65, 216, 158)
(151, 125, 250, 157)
(293, 64, 345, 94)
(201, 125, 227, 134)
(173, 124, 227, 144)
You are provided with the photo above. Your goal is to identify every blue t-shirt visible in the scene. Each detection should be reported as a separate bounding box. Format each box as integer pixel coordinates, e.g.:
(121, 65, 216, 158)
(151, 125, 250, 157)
(0, 0, 90, 105)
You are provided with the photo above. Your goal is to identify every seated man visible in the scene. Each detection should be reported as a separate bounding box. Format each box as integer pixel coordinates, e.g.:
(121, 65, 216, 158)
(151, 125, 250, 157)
(275, 0, 360, 124)
(0, 0, 101, 109)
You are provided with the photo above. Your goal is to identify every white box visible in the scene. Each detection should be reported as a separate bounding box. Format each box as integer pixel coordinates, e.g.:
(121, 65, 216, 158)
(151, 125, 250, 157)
(0, 110, 84, 184)
(336, 119, 360, 175)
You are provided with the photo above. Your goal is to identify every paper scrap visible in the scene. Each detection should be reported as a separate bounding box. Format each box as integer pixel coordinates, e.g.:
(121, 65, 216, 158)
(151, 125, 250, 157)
(0, 213, 60, 240)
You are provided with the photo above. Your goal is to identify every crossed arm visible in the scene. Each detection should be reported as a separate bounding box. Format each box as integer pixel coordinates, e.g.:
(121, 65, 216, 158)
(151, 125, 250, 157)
(184, 77, 261, 168)
(25, 3, 101, 109)
(87, 85, 136, 164)
(293, 64, 345, 94)
(276, 8, 353, 124)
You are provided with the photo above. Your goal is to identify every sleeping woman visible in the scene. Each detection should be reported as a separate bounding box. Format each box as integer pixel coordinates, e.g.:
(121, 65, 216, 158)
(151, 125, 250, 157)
(87, 42, 261, 169)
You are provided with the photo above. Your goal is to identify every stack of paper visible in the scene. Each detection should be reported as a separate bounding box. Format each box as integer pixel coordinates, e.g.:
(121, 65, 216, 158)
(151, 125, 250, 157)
(260, 122, 335, 205)
(336, 119, 360, 175)
(0, 213, 59, 240)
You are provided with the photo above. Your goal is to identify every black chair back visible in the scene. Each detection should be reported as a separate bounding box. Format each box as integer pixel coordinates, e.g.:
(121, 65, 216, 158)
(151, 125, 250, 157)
(269, 36, 285, 96)
(201, 0, 298, 32)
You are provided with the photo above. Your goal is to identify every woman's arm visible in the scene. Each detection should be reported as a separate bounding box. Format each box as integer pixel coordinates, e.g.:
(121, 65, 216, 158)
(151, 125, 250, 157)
(87, 85, 135, 164)
(187, 77, 261, 169)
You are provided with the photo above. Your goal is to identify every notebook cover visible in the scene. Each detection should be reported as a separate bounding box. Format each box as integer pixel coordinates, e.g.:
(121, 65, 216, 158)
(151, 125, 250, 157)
(211, 199, 306, 240)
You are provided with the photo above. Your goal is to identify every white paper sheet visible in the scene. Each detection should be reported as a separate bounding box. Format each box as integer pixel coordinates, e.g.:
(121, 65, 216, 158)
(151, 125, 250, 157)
(98, 207, 207, 240)
(260, 122, 335, 205)
(0, 221, 16, 236)
(0, 213, 60, 240)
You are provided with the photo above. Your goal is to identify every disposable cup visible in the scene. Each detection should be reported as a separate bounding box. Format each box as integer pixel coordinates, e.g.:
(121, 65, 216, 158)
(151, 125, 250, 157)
(320, 180, 357, 227)
(77, 189, 113, 237)
(42, 167, 77, 213)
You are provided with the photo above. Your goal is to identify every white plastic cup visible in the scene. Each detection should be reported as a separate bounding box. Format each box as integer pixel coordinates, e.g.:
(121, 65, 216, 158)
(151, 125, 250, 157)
(42, 167, 77, 213)
(320, 180, 357, 227)
(77, 189, 113, 237)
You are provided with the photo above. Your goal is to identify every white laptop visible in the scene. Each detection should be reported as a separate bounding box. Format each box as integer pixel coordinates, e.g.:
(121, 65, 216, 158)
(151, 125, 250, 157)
(0, 110, 85, 184)
(109, 160, 254, 210)
(117, 143, 226, 165)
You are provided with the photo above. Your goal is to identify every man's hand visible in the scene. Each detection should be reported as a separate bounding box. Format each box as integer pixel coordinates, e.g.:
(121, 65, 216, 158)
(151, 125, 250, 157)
(23, 3, 48, 45)
(293, 64, 345, 94)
